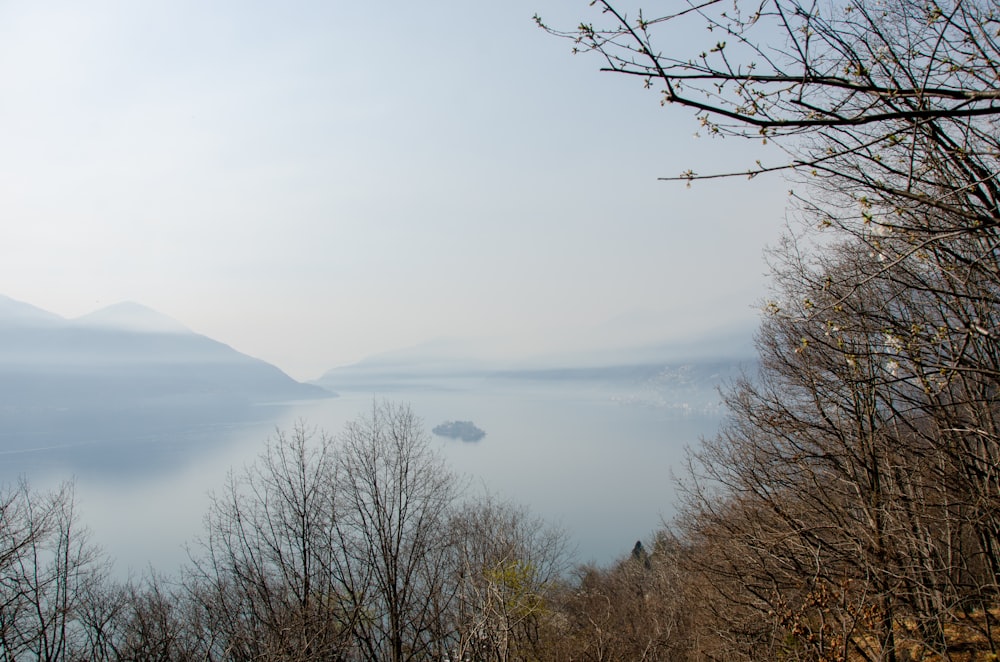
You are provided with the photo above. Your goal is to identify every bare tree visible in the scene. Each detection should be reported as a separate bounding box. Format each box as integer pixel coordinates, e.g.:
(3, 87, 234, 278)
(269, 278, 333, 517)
(534, 3, 1000, 658)
(447, 495, 569, 662)
(548, 535, 692, 662)
(184, 422, 356, 661)
(0, 480, 109, 662)
(180, 405, 575, 661)
(650, 233, 1000, 660)
(332, 401, 460, 662)
(94, 571, 206, 662)
(537, 0, 1000, 184)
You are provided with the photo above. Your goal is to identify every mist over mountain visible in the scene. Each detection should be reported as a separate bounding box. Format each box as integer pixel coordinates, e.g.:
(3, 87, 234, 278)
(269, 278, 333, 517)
(316, 322, 756, 380)
(73, 301, 193, 334)
(0, 294, 330, 419)
(0, 295, 65, 327)
(314, 323, 757, 413)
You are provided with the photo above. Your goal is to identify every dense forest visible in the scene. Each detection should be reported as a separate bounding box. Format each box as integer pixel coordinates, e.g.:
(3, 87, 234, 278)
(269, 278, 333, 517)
(5, 0, 1000, 659)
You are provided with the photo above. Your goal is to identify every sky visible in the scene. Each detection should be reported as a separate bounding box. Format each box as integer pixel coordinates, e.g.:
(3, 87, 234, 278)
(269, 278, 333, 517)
(0, 0, 790, 381)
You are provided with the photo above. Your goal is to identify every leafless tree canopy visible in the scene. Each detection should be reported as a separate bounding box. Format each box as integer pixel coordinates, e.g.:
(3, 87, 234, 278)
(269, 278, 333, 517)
(0, 406, 575, 662)
(530, 1, 1000, 659)
(537, 0, 1000, 187)
(0, 481, 108, 662)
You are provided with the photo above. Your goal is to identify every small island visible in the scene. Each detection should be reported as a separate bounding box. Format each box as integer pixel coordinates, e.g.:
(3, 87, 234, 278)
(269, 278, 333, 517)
(432, 420, 486, 442)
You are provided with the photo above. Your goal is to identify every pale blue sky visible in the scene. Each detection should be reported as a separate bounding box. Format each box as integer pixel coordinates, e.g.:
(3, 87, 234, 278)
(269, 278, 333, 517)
(0, 1, 789, 380)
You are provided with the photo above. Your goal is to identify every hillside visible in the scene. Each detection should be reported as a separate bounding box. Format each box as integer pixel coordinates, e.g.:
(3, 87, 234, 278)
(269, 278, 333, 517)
(0, 295, 330, 413)
(314, 330, 755, 415)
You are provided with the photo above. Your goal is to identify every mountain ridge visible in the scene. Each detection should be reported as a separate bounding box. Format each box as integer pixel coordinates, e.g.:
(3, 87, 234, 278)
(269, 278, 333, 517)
(0, 295, 331, 412)
(313, 324, 757, 398)
(72, 301, 193, 334)
(0, 294, 66, 327)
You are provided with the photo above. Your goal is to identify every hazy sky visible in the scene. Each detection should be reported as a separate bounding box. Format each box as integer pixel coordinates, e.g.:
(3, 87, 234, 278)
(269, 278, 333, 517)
(0, 1, 790, 380)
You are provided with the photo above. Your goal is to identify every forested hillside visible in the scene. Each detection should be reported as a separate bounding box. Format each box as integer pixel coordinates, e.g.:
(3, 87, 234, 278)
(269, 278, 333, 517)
(535, 0, 1000, 658)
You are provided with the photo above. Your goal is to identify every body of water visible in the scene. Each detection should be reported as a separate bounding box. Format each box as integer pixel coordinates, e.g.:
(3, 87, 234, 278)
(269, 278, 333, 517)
(1, 373, 725, 575)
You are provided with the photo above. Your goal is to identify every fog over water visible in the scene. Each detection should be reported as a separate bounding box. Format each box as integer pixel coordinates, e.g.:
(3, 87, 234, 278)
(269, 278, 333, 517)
(0, 295, 750, 576)
(2, 372, 729, 577)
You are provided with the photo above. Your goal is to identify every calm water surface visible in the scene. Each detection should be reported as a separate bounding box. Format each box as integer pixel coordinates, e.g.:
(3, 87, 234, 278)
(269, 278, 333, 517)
(2, 377, 723, 575)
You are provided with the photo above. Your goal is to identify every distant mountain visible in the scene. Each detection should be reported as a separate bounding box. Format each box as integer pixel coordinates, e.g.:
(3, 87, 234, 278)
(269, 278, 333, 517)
(0, 295, 331, 412)
(0, 295, 65, 327)
(314, 327, 757, 412)
(74, 301, 192, 334)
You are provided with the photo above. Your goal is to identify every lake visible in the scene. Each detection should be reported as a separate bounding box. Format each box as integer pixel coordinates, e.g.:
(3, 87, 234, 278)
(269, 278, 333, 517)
(0, 370, 728, 575)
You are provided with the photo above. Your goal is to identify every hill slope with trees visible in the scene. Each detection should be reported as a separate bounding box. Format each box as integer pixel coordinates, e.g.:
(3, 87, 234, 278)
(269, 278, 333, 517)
(535, 0, 1000, 658)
